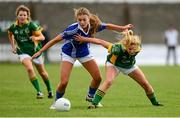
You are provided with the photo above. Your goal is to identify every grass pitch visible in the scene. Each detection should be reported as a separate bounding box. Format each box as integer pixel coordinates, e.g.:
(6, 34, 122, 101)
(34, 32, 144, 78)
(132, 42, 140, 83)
(0, 63, 180, 117)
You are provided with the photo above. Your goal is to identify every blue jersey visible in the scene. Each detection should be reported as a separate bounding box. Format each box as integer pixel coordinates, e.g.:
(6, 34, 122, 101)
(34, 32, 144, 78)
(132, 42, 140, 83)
(60, 22, 106, 58)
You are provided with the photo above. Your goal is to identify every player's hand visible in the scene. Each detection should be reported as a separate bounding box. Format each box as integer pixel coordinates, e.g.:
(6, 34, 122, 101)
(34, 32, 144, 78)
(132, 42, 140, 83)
(30, 36, 37, 41)
(74, 34, 87, 42)
(11, 47, 17, 54)
(124, 24, 134, 30)
(32, 51, 41, 60)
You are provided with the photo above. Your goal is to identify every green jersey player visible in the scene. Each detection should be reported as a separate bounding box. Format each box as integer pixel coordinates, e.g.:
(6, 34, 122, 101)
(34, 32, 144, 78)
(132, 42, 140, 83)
(74, 30, 163, 108)
(8, 5, 53, 99)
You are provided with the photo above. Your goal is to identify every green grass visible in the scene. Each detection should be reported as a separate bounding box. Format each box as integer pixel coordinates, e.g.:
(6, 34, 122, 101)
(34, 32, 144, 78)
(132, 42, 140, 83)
(0, 63, 180, 117)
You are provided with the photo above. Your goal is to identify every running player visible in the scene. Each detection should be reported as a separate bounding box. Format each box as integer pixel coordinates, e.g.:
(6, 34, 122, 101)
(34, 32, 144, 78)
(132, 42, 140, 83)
(8, 5, 53, 99)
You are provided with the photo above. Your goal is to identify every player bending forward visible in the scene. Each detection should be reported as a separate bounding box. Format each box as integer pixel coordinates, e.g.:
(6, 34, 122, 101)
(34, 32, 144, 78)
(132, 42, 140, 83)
(74, 30, 163, 108)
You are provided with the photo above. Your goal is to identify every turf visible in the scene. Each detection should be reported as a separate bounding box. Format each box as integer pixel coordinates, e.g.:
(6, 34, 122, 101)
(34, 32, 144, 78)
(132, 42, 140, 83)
(0, 63, 180, 117)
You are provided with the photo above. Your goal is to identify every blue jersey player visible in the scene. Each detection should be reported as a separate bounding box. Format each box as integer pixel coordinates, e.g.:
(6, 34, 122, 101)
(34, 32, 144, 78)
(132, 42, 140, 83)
(32, 7, 133, 109)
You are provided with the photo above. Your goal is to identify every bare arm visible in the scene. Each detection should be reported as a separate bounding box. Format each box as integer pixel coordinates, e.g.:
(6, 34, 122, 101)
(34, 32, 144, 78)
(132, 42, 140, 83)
(8, 31, 16, 54)
(74, 35, 112, 49)
(32, 35, 62, 59)
(106, 23, 134, 31)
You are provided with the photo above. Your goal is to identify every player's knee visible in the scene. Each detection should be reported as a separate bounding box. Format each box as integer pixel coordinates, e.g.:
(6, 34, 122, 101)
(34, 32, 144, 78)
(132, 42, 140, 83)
(94, 75, 102, 83)
(26, 67, 34, 74)
(39, 71, 48, 77)
(105, 79, 113, 87)
(60, 77, 69, 87)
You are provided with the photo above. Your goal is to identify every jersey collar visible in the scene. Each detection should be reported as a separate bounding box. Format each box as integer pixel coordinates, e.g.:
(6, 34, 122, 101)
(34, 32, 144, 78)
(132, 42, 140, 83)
(78, 23, 90, 35)
(15, 19, 29, 26)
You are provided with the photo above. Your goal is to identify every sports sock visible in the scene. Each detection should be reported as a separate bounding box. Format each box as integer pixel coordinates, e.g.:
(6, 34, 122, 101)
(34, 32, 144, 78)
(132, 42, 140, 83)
(92, 89, 105, 105)
(88, 87, 97, 97)
(43, 79, 52, 92)
(147, 93, 159, 105)
(56, 91, 64, 100)
(30, 77, 41, 92)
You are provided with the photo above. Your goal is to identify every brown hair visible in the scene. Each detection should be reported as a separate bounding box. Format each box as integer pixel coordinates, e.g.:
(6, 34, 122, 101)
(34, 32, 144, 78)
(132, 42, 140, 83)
(74, 7, 102, 37)
(15, 5, 31, 21)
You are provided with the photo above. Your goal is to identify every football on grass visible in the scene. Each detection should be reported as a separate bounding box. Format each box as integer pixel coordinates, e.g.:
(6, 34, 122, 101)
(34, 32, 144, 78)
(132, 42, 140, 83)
(55, 98, 71, 111)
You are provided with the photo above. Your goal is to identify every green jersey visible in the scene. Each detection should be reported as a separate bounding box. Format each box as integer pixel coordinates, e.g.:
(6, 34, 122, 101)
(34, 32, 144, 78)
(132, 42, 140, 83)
(107, 44, 137, 69)
(8, 21, 42, 56)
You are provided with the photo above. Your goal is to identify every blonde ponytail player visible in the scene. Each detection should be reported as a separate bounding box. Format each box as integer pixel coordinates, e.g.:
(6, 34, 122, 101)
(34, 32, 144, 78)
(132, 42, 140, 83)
(74, 30, 163, 108)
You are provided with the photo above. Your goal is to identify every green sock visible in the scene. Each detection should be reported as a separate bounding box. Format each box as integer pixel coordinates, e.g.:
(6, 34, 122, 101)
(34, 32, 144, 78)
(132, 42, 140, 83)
(30, 77, 41, 92)
(43, 79, 52, 92)
(92, 89, 105, 105)
(147, 93, 159, 105)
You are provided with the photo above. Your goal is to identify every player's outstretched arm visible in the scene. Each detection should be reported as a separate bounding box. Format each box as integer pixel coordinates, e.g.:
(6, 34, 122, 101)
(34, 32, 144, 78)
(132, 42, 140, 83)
(32, 35, 62, 59)
(106, 23, 134, 32)
(74, 34, 112, 49)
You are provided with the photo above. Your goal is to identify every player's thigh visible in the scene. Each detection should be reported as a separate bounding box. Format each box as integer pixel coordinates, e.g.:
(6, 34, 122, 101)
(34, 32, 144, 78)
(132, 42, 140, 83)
(22, 57, 34, 71)
(82, 59, 101, 78)
(34, 63, 47, 74)
(128, 68, 148, 85)
(105, 64, 119, 81)
(60, 61, 73, 80)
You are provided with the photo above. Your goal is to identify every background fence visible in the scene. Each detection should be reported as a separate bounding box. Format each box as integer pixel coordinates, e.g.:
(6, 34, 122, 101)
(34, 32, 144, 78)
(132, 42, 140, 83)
(0, 0, 180, 64)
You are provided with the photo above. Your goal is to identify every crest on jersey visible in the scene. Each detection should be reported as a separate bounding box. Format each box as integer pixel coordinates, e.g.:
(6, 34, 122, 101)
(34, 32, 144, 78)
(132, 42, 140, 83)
(25, 28, 30, 34)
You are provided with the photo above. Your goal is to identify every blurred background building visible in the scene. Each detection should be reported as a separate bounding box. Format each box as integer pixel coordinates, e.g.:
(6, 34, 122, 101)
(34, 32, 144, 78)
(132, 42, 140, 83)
(0, 0, 180, 65)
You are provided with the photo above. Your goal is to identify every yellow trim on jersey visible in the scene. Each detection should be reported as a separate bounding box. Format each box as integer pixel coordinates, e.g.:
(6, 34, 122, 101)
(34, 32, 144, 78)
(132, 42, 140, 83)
(108, 44, 113, 53)
(34, 40, 39, 47)
(110, 54, 117, 64)
(33, 29, 42, 36)
(15, 19, 29, 26)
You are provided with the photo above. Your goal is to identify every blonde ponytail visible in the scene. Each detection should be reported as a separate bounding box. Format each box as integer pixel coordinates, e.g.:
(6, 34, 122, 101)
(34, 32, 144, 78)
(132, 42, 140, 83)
(119, 30, 141, 54)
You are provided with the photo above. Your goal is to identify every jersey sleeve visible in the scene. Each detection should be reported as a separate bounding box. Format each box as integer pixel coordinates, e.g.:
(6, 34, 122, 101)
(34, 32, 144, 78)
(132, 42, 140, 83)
(7, 24, 14, 32)
(60, 25, 78, 40)
(97, 23, 107, 32)
(30, 22, 42, 36)
(110, 44, 123, 55)
(30, 22, 41, 31)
